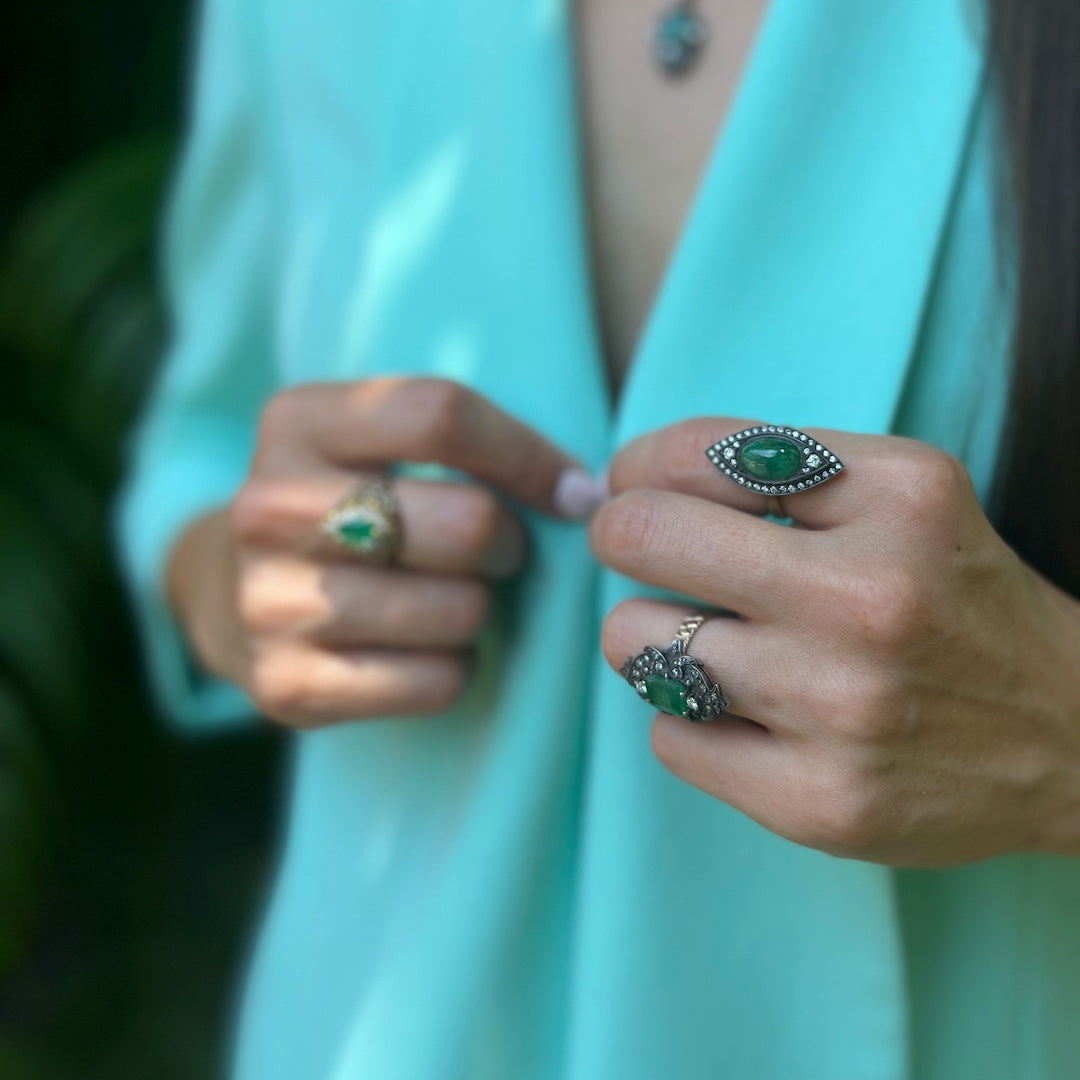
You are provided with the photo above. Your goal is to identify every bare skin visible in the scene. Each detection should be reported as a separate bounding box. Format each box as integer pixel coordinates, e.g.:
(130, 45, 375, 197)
(591, 418, 1080, 865)
(166, 378, 583, 726)
(574, 0, 768, 392)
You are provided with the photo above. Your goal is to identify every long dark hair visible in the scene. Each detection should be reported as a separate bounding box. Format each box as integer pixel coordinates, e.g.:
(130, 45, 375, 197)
(989, 1, 1080, 595)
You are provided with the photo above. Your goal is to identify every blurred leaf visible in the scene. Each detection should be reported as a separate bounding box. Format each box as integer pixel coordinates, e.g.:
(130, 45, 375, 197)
(0, 681, 55, 968)
(0, 138, 173, 484)
(0, 4, 279, 1075)
(0, 487, 92, 756)
(0, 418, 103, 553)
(0, 137, 171, 360)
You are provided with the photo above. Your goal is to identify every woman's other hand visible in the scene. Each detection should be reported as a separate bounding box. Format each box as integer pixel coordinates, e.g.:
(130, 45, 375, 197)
(167, 377, 596, 728)
(591, 417, 1080, 866)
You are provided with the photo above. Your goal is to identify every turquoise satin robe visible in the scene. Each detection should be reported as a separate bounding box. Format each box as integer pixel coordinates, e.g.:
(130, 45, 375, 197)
(114, 0, 1080, 1076)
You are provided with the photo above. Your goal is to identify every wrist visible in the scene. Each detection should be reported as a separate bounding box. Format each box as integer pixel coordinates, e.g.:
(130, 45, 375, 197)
(1021, 572, 1080, 857)
(165, 508, 244, 684)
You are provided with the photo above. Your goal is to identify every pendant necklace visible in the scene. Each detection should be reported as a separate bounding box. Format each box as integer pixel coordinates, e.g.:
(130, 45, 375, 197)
(653, 0, 708, 76)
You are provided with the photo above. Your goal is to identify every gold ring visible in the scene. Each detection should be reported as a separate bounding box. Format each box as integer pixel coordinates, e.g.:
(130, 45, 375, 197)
(320, 473, 403, 563)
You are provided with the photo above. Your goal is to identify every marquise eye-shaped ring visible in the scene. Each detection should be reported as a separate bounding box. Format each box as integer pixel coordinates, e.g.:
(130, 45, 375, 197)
(706, 425, 845, 496)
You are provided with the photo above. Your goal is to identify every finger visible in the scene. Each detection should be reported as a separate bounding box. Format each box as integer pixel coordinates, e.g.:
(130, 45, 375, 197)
(247, 643, 469, 727)
(589, 488, 812, 620)
(610, 417, 955, 530)
(233, 473, 529, 578)
(601, 599, 810, 733)
(649, 709, 805, 843)
(260, 377, 581, 516)
(239, 556, 492, 649)
(611, 416, 774, 516)
(599, 599, 814, 841)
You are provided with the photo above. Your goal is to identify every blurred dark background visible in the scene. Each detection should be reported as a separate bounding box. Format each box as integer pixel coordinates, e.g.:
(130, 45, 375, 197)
(0, 3, 281, 1076)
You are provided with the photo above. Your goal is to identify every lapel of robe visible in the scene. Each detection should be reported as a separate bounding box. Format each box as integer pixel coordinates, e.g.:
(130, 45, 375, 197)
(327, 0, 982, 462)
(606, 0, 986, 446)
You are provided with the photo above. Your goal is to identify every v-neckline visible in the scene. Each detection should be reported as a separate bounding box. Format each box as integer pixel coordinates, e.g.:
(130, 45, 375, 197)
(561, 0, 776, 412)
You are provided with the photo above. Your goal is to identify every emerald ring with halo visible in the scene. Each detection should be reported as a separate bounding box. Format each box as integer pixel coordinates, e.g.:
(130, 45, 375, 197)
(320, 473, 403, 563)
(621, 614, 729, 723)
(706, 425, 844, 495)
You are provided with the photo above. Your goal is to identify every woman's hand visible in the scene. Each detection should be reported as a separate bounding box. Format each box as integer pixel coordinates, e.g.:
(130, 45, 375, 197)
(167, 377, 590, 727)
(591, 417, 1080, 866)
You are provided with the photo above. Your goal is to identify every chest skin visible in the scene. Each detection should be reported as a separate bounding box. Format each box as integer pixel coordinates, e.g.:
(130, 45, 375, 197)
(572, 0, 768, 396)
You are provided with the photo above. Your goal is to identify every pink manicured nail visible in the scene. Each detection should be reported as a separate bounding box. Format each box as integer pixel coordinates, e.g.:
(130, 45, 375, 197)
(554, 467, 608, 520)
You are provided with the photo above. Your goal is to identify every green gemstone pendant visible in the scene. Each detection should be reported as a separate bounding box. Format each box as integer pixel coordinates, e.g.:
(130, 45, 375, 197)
(654, 2, 707, 76)
(706, 425, 845, 496)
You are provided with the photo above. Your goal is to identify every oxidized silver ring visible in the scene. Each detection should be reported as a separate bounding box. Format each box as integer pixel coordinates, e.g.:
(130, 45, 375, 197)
(621, 613, 730, 723)
(706, 425, 845, 495)
(320, 473, 403, 563)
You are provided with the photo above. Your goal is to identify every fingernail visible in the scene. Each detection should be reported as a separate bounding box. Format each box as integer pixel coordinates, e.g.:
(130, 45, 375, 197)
(554, 467, 608, 520)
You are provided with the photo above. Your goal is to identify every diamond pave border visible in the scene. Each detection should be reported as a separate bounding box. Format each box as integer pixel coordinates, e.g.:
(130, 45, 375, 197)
(620, 638, 729, 724)
(705, 425, 845, 496)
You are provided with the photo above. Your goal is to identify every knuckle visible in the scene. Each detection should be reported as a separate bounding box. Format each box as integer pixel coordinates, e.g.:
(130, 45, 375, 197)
(803, 764, 885, 856)
(825, 671, 904, 745)
(659, 420, 720, 484)
(401, 378, 471, 457)
(425, 659, 470, 712)
(600, 601, 635, 659)
(832, 562, 927, 652)
(649, 715, 682, 771)
(443, 487, 503, 557)
(444, 583, 492, 639)
(590, 491, 663, 566)
(247, 649, 319, 724)
(884, 447, 971, 523)
(257, 387, 306, 445)
(229, 481, 282, 546)
(235, 566, 305, 637)
(609, 420, 705, 494)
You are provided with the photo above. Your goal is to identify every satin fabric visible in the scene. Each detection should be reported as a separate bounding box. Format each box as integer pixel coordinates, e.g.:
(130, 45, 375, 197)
(114, 0, 1080, 1076)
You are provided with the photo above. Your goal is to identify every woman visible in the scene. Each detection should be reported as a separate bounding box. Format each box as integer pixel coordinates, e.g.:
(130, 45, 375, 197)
(115, 0, 1080, 1076)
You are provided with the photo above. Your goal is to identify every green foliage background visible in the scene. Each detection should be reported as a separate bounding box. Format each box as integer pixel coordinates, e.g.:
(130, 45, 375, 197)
(0, 4, 280, 1077)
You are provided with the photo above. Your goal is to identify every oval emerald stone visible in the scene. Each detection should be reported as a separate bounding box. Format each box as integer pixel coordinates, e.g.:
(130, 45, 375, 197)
(738, 436, 801, 482)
